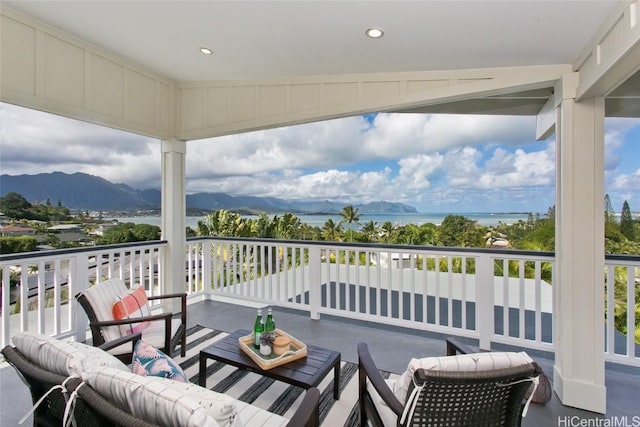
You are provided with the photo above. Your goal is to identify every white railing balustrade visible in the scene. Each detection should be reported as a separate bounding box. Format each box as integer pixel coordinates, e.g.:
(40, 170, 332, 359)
(604, 254, 639, 365)
(188, 238, 556, 352)
(3, 238, 639, 366)
(1, 241, 165, 347)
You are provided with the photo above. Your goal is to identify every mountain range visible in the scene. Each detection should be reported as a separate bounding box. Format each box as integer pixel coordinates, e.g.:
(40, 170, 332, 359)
(0, 172, 417, 214)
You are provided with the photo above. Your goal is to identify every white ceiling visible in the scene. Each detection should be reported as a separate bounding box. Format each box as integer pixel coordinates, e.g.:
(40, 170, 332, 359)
(4, 0, 624, 82)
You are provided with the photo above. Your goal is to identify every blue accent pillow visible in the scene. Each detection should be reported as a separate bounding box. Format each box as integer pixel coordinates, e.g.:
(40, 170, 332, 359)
(132, 339, 188, 383)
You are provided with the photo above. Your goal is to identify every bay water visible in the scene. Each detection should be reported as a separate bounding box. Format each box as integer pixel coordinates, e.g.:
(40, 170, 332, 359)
(111, 212, 542, 230)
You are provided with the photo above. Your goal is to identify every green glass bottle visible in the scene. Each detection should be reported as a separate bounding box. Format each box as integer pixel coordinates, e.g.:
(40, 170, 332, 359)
(265, 307, 275, 334)
(253, 309, 264, 349)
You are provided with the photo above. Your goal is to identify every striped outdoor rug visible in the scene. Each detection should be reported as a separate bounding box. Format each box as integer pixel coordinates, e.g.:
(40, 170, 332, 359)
(172, 325, 398, 427)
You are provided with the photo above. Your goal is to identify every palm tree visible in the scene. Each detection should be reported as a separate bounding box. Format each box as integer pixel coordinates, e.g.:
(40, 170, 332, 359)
(274, 212, 302, 240)
(380, 221, 394, 243)
(339, 205, 360, 242)
(360, 220, 379, 242)
(322, 219, 343, 242)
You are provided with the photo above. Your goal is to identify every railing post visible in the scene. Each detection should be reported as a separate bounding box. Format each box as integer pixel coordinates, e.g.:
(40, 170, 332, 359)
(73, 254, 90, 343)
(203, 240, 213, 297)
(476, 253, 494, 350)
(308, 246, 321, 320)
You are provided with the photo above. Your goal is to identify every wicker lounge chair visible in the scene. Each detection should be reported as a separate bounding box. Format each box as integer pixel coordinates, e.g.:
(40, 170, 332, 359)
(1, 334, 151, 427)
(75, 278, 187, 361)
(358, 342, 541, 427)
(2, 334, 321, 427)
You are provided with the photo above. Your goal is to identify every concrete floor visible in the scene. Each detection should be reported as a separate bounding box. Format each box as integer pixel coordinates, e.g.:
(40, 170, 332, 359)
(2, 299, 639, 426)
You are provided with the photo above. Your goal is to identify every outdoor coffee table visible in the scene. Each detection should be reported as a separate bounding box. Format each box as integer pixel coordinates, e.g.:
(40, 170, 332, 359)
(199, 329, 341, 400)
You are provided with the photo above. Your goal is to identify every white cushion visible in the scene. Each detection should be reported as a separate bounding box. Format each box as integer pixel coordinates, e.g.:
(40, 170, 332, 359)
(83, 367, 219, 427)
(12, 331, 128, 376)
(393, 351, 534, 404)
(156, 379, 244, 427)
(80, 278, 129, 342)
(235, 400, 288, 427)
(367, 378, 399, 427)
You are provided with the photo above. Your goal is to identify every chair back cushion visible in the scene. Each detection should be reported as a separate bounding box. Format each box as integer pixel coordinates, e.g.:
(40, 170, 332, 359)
(12, 331, 128, 376)
(79, 278, 130, 342)
(393, 351, 534, 404)
(83, 367, 222, 427)
(113, 286, 151, 336)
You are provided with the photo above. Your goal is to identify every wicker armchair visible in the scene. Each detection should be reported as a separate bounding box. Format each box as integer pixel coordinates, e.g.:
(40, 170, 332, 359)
(358, 342, 541, 427)
(1, 334, 152, 427)
(2, 335, 321, 427)
(75, 278, 187, 361)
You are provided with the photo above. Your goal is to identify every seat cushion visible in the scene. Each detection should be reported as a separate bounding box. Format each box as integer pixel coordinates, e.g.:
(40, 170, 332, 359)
(132, 339, 188, 382)
(83, 367, 219, 427)
(157, 379, 244, 427)
(366, 377, 399, 427)
(392, 351, 535, 404)
(234, 400, 288, 427)
(113, 286, 151, 336)
(12, 331, 128, 376)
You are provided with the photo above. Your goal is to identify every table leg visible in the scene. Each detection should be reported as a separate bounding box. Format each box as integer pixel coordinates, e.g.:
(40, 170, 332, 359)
(333, 355, 341, 399)
(199, 353, 207, 387)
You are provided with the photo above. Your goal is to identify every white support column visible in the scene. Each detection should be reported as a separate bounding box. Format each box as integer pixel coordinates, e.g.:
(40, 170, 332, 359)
(553, 73, 606, 414)
(161, 139, 186, 312)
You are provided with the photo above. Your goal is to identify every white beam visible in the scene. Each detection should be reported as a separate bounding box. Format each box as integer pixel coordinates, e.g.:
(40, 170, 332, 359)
(177, 65, 570, 141)
(575, 0, 640, 99)
(535, 93, 559, 141)
(161, 139, 186, 311)
(553, 74, 606, 414)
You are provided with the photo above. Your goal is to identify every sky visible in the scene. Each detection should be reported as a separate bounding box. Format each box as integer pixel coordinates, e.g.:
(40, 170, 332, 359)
(1, 102, 639, 214)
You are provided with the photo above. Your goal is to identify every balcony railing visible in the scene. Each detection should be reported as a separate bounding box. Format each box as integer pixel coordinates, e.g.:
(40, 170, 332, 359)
(1, 237, 638, 367)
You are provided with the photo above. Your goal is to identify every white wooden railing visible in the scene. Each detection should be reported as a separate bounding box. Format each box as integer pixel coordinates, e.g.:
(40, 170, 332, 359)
(2, 238, 638, 366)
(1, 241, 166, 346)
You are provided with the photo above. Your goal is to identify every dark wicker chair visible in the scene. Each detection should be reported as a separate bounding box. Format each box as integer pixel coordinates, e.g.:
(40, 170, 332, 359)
(75, 278, 187, 362)
(2, 334, 321, 427)
(446, 337, 552, 405)
(1, 334, 152, 427)
(358, 342, 541, 427)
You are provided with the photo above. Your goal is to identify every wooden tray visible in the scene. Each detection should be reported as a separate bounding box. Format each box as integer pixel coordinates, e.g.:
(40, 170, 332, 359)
(238, 329, 307, 370)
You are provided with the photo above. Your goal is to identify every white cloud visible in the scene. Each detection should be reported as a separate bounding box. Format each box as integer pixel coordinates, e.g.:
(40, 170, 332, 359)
(2, 102, 639, 213)
(438, 142, 555, 191)
(612, 168, 640, 191)
(0, 103, 160, 189)
(364, 113, 535, 157)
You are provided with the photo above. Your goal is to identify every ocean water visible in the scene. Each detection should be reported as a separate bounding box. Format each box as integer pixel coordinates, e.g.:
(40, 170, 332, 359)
(111, 212, 542, 230)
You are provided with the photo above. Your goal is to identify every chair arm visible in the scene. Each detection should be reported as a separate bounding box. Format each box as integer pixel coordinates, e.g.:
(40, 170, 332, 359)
(147, 293, 187, 325)
(99, 332, 142, 355)
(445, 337, 476, 356)
(147, 292, 186, 301)
(286, 388, 320, 427)
(1, 345, 67, 387)
(357, 343, 404, 417)
(89, 312, 173, 328)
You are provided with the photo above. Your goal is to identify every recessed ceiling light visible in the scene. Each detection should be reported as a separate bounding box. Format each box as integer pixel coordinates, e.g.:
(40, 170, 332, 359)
(200, 47, 213, 55)
(365, 28, 384, 39)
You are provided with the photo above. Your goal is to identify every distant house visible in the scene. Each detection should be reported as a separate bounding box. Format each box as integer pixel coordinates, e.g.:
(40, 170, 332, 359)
(0, 224, 36, 237)
(90, 223, 116, 237)
(47, 224, 85, 242)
